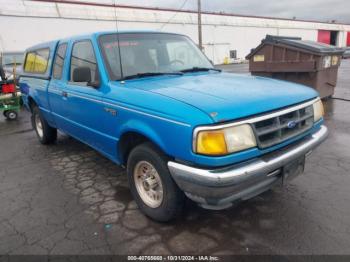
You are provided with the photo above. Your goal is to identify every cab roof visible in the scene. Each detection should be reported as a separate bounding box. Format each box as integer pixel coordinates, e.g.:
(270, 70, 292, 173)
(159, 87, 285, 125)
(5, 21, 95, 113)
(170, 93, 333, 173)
(25, 30, 182, 51)
(63, 30, 181, 42)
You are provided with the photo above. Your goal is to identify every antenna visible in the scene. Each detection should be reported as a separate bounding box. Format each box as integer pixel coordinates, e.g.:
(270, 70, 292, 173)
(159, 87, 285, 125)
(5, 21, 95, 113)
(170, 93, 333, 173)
(113, 0, 120, 32)
(113, 0, 124, 79)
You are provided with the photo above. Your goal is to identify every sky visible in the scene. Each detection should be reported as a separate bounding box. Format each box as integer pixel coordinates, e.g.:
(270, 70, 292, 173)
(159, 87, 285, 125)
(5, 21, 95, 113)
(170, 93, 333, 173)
(108, 0, 350, 24)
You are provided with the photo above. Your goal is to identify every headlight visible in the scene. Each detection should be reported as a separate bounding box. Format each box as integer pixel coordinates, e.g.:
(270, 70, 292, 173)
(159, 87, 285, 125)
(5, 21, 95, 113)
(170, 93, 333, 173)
(194, 124, 257, 156)
(313, 98, 324, 122)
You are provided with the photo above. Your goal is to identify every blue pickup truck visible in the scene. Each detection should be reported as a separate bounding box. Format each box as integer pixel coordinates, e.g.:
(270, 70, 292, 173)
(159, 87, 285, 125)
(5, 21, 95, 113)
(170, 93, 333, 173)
(19, 31, 328, 221)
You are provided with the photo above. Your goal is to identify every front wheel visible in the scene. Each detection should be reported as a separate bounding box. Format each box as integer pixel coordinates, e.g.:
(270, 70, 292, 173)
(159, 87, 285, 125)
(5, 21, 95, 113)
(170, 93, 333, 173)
(31, 105, 57, 144)
(127, 142, 185, 222)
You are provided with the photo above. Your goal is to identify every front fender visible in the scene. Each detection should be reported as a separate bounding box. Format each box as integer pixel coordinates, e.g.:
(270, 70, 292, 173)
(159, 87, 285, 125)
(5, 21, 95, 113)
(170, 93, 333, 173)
(116, 115, 197, 166)
(118, 118, 168, 155)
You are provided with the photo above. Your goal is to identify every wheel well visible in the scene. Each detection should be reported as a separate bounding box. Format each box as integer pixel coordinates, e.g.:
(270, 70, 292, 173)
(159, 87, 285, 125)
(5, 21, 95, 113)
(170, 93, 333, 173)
(28, 97, 36, 112)
(118, 132, 155, 165)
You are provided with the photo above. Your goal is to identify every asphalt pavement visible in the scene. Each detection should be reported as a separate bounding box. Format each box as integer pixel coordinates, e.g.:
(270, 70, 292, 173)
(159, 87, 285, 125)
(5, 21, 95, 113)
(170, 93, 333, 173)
(0, 60, 349, 256)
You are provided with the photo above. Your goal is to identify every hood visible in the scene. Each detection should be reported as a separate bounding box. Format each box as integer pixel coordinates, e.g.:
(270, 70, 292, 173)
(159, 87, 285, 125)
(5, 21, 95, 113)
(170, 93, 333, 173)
(124, 72, 318, 123)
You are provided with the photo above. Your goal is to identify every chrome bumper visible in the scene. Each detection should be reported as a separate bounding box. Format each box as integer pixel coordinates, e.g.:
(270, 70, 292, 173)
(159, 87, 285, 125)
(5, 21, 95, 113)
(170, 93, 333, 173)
(168, 125, 328, 209)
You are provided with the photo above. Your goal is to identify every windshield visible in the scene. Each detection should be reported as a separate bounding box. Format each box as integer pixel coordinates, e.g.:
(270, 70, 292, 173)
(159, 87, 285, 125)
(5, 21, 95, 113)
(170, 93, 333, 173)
(99, 33, 213, 80)
(1, 53, 24, 66)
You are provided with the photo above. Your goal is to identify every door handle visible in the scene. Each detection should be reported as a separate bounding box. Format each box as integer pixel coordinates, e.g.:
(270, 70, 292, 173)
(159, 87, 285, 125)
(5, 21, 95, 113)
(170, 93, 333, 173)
(62, 91, 68, 97)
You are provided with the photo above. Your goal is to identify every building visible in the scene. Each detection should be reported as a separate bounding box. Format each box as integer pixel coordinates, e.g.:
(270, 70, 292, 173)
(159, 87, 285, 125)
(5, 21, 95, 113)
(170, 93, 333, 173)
(1, 0, 350, 64)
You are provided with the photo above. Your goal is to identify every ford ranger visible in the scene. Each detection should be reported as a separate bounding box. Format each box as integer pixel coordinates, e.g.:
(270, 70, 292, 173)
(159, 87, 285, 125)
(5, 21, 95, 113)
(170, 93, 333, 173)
(19, 31, 328, 221)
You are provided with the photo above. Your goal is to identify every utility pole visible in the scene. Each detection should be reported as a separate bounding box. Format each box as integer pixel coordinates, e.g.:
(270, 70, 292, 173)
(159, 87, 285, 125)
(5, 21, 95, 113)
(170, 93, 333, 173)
(197, 0, 203, 50)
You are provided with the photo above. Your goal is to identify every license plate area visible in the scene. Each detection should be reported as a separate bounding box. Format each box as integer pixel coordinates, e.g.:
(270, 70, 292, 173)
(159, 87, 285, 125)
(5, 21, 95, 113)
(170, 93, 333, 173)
(282, 156, 305, 184)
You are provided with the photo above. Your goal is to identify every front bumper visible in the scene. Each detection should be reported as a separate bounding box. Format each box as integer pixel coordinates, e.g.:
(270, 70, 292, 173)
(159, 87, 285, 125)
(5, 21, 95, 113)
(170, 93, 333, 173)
(168, 125, 328, 209)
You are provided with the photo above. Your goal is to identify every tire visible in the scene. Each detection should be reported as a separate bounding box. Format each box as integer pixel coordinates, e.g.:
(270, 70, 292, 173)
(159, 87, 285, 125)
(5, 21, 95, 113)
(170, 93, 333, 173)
(127, 142, 185, 222)
(31, 105, 57, 144)
(5, 110, 18, 120)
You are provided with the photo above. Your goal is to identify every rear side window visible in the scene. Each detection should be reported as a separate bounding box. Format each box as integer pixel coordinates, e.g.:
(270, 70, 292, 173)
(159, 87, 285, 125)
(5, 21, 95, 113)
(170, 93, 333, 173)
(70, 40, 98, 84)
(52, 43, 67, 79)
(24, 48, 50, 74)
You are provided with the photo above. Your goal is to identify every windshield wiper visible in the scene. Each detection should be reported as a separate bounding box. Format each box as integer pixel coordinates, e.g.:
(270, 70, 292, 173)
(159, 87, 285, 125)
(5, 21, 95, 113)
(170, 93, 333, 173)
(122, 72, 183, 80)
(180, 67, 222, 73)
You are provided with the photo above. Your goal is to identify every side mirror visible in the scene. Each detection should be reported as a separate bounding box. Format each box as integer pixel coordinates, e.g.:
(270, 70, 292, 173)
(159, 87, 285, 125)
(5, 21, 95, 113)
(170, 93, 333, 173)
(73, 67, 100, 88)
(73, 67, 91, 83)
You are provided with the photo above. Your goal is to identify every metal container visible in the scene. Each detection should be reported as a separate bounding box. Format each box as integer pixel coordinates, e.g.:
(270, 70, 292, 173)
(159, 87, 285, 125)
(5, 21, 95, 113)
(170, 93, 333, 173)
(246, 35, 345, 98)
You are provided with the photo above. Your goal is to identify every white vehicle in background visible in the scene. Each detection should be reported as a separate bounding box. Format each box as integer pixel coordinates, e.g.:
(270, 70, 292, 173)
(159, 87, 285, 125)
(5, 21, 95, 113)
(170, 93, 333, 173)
(0, 51, 24, 80)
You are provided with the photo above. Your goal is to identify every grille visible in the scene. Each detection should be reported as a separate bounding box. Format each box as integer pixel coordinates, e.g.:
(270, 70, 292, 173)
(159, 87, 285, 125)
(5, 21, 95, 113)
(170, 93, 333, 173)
(252, 105, 314, 149)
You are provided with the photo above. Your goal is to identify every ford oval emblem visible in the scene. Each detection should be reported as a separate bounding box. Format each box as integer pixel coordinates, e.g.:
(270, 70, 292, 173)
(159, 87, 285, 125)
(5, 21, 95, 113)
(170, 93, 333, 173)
(287, 121, 297, 129)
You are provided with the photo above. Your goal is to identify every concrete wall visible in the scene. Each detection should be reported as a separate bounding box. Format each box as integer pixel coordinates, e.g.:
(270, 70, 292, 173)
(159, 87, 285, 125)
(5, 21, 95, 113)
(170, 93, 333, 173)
(1, 0, 350, 64)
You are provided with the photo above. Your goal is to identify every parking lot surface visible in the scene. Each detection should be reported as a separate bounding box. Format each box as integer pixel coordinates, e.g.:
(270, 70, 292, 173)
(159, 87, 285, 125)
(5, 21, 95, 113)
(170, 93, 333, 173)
(0, 61, 350, 255)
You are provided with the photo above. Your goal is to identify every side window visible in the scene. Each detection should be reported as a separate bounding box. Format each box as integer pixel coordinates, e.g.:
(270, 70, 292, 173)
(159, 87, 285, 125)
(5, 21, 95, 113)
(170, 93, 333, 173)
(24, 48, 50, 74)
(52, 43, 67, 79)
(70, 40, 98, 84)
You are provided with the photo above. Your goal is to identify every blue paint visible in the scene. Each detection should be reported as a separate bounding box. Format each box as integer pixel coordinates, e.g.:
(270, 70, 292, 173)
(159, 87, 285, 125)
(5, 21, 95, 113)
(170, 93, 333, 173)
(19, 31, 322, 168)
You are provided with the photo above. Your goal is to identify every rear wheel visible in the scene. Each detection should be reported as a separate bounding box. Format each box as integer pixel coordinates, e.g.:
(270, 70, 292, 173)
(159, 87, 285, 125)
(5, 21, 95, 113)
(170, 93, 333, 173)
(127, 142, 185, 222)
(31, 105, 57, 144)
(5, 110, 18, 120)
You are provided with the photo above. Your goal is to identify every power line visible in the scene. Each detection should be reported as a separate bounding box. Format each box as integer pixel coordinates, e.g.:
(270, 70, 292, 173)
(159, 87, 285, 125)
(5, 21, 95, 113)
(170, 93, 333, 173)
(159, 0, 189, 30)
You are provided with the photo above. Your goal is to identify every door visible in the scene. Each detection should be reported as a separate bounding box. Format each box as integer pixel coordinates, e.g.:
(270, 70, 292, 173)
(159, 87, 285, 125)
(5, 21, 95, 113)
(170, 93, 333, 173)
(61, 40, 107, 151)
(347, 32, 350, 46)
(48, 42, 68, 129)
(330, 31, 338, 46)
